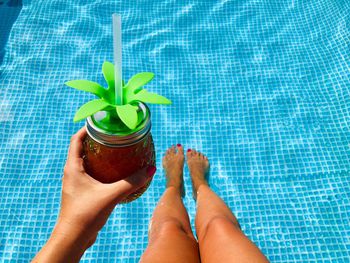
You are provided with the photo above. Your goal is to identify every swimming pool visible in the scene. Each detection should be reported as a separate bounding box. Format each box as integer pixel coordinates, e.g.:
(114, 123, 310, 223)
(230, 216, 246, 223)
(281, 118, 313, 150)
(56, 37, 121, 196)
(1, 0, 349, 262)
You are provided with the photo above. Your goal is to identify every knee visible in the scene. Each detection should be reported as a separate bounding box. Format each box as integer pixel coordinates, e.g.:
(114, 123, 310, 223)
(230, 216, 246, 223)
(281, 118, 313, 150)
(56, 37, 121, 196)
(159, 219, 190, 236)
(150, 219, 196, 242)
(208, 216, 241, 230)
(201, 216, 241, 240)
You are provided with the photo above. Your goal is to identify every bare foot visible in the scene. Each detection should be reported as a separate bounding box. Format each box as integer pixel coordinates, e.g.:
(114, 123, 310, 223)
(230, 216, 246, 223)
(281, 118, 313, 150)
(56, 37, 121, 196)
(162, 144, 185, 197)
(186, 149, 209, 200)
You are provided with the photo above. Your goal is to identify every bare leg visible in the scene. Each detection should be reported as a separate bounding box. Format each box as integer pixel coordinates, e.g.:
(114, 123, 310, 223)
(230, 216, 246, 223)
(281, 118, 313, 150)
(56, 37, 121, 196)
(187, 149, 269, 263)
(140, 145, 200, 263)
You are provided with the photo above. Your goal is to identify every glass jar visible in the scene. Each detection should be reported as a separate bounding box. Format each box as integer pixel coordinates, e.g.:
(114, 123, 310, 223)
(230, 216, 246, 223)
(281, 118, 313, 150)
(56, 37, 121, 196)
(82, 103, 155, 203)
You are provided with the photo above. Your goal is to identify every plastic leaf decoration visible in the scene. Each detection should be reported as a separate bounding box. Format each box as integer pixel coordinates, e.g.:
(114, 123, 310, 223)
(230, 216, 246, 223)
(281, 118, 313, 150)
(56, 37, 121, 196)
(66, 61, 172, 130)
(65, 80, 108, 100)
(102, 61, 115, 90)
(102, 61, 115, 104)
(73, 99, 111, 122)
(125, 72, 154, 93)
(131, 89, 171, 105)
(116, 104, 138, 129)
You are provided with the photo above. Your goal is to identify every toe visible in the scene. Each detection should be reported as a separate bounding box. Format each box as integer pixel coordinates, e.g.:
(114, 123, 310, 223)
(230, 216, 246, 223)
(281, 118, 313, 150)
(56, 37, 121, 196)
(166, 146, 174, 156)
(177, 144, 184, 155)
(194, 150, 200, 157)
(186, 149, 192, 158)
(162, 154, 168, 164)
(170, 145, 176, 154)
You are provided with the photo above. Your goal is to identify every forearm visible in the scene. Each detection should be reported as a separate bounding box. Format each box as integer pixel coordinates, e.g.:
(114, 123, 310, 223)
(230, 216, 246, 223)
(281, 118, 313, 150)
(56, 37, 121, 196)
(32, 220, 93, 263)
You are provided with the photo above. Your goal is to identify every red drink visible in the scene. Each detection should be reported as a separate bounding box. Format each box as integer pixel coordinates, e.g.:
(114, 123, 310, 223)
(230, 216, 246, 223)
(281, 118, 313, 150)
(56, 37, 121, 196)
(82, 103, 155, 203)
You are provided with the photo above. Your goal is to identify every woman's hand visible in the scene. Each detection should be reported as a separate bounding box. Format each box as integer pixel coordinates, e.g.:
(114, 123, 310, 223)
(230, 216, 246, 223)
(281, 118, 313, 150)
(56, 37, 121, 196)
(32, 126, 156, 262)
(59, 126, 156, 242)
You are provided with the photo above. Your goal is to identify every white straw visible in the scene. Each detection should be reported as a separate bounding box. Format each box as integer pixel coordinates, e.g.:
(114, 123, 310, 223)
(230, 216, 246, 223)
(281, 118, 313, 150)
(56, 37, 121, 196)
(112, 14, 123, 105)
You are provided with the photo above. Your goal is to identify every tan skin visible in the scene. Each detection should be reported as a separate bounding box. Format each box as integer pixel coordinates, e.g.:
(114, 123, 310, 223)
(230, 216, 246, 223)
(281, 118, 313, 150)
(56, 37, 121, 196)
(32, 127, 156, 262)
(33, 127, 269, 262)
(141, 145, 269, 263)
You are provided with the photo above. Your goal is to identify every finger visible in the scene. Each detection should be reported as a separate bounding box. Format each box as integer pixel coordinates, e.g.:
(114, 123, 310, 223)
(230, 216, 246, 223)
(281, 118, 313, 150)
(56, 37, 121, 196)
(107, 165, 157, 203)
(68, 126, 87, 160)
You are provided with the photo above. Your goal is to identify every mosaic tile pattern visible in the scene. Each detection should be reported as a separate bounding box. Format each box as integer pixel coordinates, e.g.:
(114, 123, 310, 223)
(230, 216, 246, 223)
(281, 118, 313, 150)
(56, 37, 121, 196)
(0, 0, 349, 262)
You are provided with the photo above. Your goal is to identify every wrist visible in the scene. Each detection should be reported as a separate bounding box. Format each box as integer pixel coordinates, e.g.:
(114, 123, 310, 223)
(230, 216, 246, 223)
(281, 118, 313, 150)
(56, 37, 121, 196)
(52, 218, 97, 251)
(32, 221, 93, 263)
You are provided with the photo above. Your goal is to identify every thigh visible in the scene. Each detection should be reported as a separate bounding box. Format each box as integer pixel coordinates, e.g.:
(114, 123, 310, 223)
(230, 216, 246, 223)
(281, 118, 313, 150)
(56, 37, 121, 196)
(140, 222, 200, 263)
(199, 217, 269, 263)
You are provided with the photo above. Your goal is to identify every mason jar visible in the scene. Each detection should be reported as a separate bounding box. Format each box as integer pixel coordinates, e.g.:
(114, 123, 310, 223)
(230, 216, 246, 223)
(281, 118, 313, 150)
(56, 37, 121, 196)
(82, 102, 155, 203)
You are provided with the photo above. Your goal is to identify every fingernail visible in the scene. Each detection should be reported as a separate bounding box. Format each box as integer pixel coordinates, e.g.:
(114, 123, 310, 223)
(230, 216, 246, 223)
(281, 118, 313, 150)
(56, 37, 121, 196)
(177, 144, 181, 147)
(147, 165, 157, 177)
(187, 149, 191, 152)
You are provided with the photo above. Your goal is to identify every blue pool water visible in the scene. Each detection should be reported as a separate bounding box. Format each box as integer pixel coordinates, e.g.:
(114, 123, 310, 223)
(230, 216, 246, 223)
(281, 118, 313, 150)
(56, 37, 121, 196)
(1, 0, 350, 262)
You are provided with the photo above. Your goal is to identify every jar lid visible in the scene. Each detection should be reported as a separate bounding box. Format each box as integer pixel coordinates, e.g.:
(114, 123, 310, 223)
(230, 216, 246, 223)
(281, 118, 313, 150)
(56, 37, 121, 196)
(86, 102, 151, 147)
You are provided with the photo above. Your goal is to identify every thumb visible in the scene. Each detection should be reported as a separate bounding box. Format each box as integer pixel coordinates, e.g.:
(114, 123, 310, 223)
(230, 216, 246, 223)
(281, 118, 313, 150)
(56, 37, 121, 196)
(108, 165, 157, 203)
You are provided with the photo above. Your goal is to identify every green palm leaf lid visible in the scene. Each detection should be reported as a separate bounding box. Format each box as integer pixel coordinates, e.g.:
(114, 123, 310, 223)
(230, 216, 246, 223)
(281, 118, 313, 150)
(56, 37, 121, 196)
(65, 61, 171, 130)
